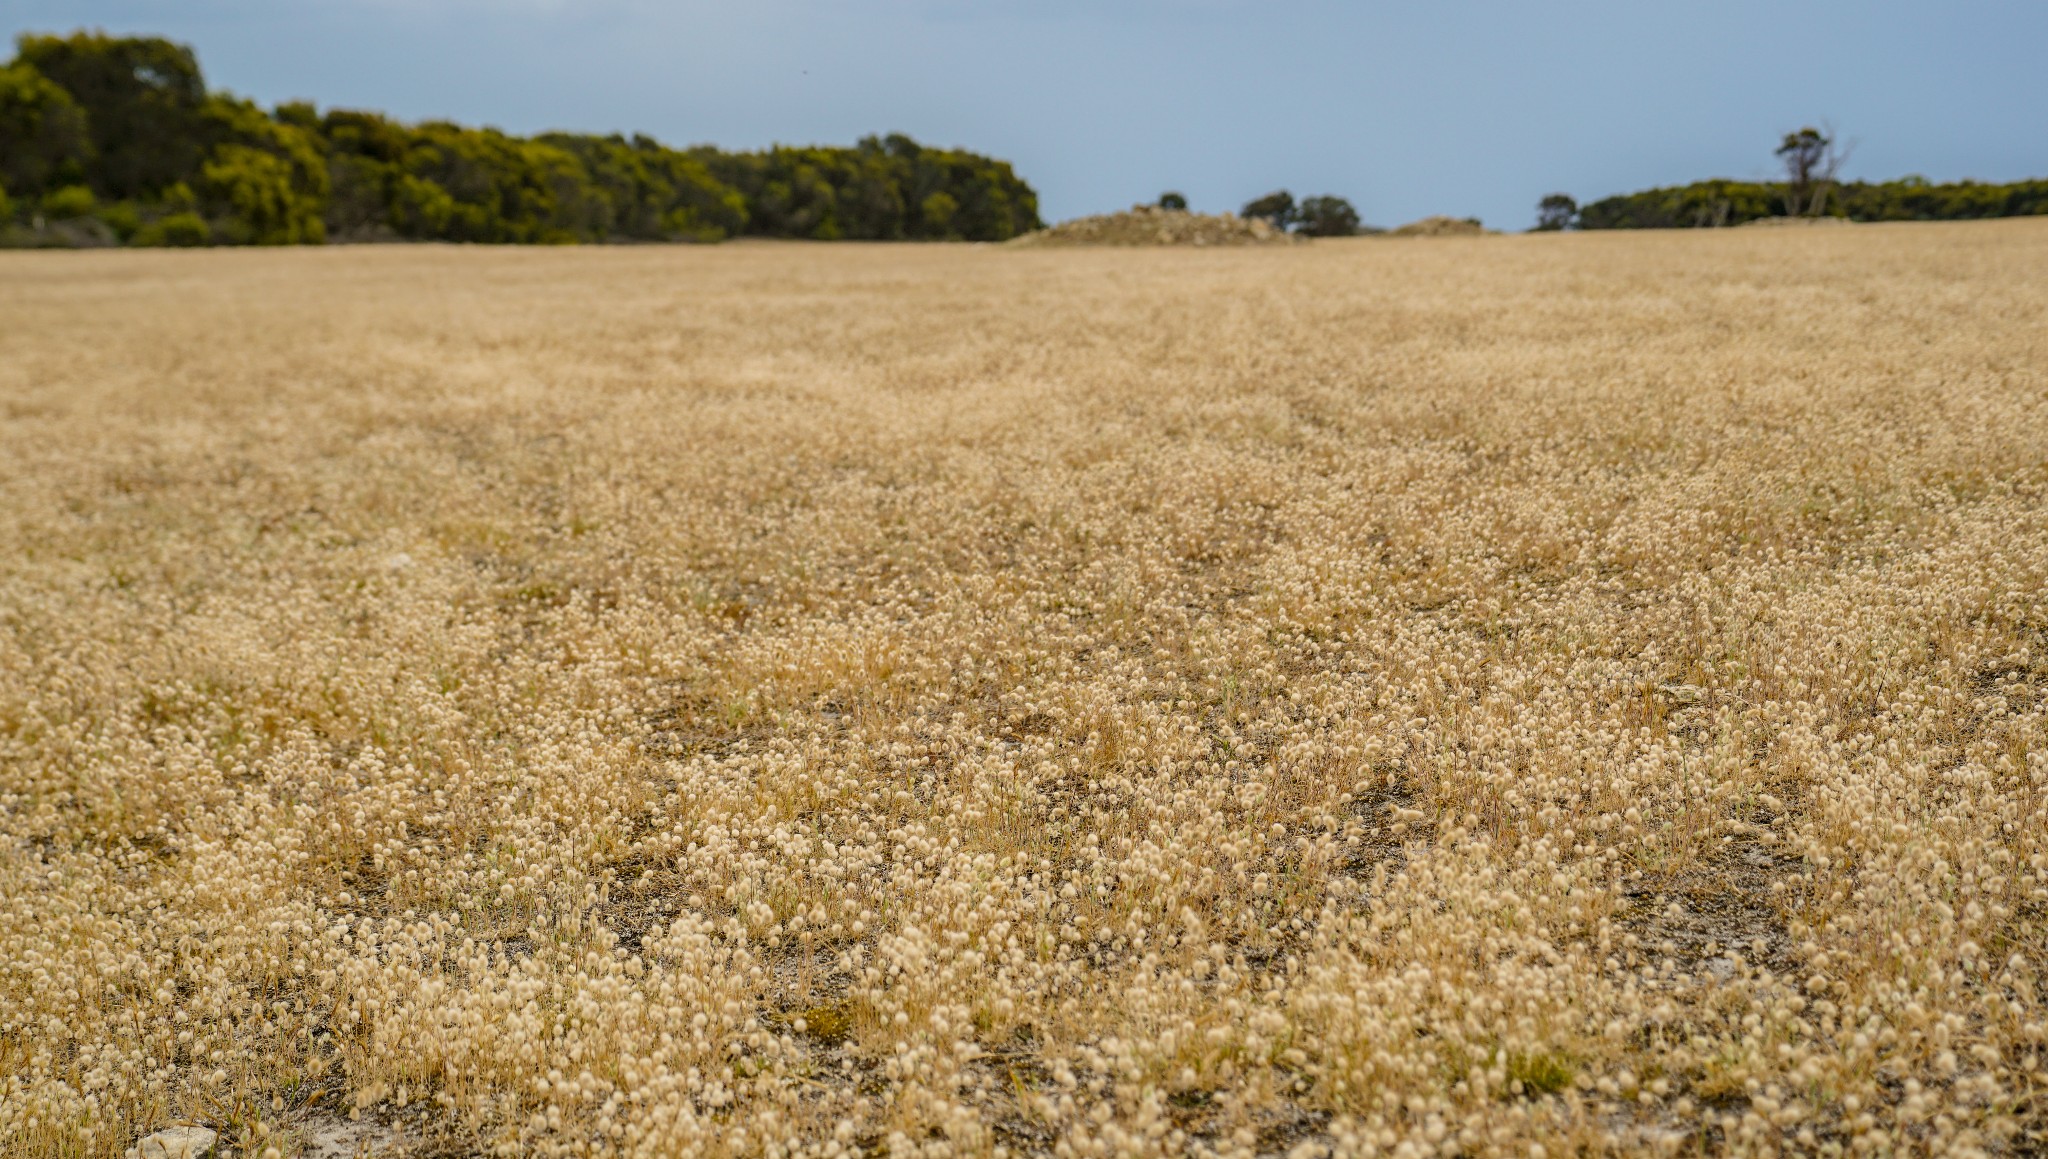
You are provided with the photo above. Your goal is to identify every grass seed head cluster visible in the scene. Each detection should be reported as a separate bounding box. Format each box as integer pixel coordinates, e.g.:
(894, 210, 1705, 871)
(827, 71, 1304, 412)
(0, 223, 2045, 1157)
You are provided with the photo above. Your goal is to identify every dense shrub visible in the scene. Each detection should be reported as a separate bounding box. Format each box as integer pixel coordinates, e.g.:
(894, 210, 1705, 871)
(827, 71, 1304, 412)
(40, 182, 94, 218)
(1, 31, 1040, 246)
(131, 211, 210, 246)
(698, 134, 1039, 241)
(95, 199, 140, 240)
(533, 132, 750, 241)
(316, 115, 595, 244)
(200, 95, 328, 243)
(1834, 176, 2048, 221)
(1578, 176, 2048, 228)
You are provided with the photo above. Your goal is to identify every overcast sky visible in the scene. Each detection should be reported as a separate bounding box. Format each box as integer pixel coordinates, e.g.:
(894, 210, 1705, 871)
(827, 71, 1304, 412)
(9, 0, 2044, 230)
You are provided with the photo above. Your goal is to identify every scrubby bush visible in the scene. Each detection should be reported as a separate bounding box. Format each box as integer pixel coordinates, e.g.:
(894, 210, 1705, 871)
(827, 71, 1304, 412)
(1834, 175, 2048, 221)
(1157, 191, 1187, 211)
(700, 133, 1038, 241)
(95, 199, 140, 240)
(40, 182, 94, 218)
(131, 210, 210, 246)
(203, 145, 321, 243)
(201, 94, 328, 243)
(539, 131, 748, 241)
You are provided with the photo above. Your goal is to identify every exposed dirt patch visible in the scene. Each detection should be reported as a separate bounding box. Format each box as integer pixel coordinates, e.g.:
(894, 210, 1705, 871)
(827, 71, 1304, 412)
(287, 1109, 404, 1157)
(1620, 830, 1800, 979)
(968, 1038, 1060, 1155)
(1343, 763, 1431, 885)
(1252, 1100, 1333, 1157)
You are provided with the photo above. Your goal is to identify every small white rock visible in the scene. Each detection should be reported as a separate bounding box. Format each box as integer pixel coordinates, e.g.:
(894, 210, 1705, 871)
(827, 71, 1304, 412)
(384, 552, 414, 571)
(138, 1126, 217, 1159)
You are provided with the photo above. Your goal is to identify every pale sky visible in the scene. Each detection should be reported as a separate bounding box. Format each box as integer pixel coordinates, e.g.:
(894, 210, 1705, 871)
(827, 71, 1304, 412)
(9, 0, 2044, 230)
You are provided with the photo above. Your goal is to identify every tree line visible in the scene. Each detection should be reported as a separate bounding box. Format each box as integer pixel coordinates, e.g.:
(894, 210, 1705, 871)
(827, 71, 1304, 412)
(0, 31, 1042, 246)
(1535, 127, 2047, 230)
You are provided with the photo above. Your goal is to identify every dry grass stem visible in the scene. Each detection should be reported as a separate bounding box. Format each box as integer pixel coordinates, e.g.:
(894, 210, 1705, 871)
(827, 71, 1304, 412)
(1, 222, 2044, 1157)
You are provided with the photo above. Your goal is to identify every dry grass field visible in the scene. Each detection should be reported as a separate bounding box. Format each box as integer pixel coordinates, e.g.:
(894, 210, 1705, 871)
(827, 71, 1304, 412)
(2, 222, 2046, 1158)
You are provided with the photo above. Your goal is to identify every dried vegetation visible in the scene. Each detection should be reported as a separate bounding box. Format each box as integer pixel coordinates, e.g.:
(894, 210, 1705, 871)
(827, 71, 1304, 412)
(1, 222, 2045, 1157)
(1007, 206, 1296, 247)
(1385, 217, 1490, 238)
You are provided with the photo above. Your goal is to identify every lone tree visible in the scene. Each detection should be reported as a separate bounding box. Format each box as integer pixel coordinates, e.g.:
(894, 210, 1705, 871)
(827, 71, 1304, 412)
(1241, 190, 1295, 230)
(1534, 193, 1577, 231)
(1776, 126, 1847, 217)
(1157, 191, 1187, 211)
(1294, 195, 1360, 236)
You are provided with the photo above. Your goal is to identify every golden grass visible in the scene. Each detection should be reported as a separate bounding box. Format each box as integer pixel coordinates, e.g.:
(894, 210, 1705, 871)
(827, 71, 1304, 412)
(1, 223, 2045, 1158)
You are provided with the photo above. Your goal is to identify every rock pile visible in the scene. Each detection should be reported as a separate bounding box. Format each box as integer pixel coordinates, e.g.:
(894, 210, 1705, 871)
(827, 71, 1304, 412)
(138, 1127, 217, 1159)
(1008, 205, 1298, 247)
(1388, 215, 1489, 237)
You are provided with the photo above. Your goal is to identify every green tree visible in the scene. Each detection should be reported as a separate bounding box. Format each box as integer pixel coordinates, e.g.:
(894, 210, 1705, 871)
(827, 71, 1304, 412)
(0, 60, 92, 198)
(1534, 193, 1576, 231)
(320, 117, 593, 243)
(1295, 194, 1360, 236)
(13, 31, 208, 200)
(1241, 190, 1295, 230)
(315, 109, 410, 239)
(201, 145, 312, 243)
(1776, 126, 1846, 217)
(638, 139, 747, 240)
(920, 190, 959, 235)
(389, 172, 457, 237)
(539, 132, 747, 241)
(1576, 180, 1776, 229)
(724, 151, 846, 239)
(2, 32, 1045, 248)
(1157, 191, 1187, 211)
(200, 95, 328, 243)
(897, 137, 1038, 240)
(699, 134, 1038, 242)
